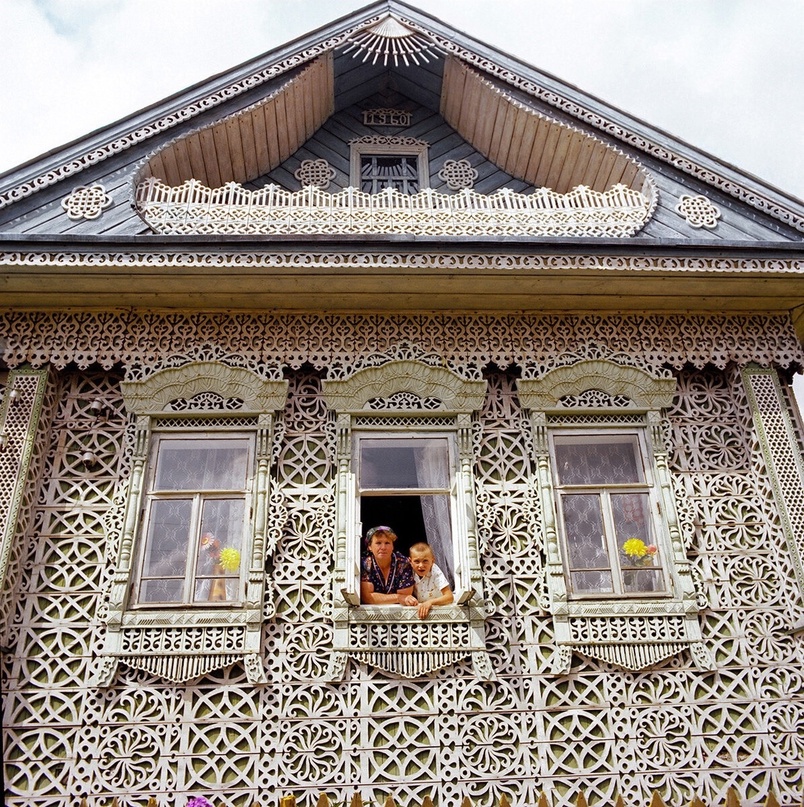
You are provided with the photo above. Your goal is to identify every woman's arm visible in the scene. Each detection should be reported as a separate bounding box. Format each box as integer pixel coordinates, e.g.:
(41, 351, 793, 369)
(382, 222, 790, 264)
(361, 580, 410, 604)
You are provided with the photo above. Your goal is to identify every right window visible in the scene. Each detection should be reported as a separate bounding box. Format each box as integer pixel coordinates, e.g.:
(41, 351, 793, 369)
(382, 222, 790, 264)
(550, 431, 667, 597)
(518, 358, 714, 673)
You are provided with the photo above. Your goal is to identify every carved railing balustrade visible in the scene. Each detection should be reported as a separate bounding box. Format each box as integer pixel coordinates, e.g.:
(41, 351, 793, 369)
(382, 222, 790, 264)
(135, 177, 654, 237)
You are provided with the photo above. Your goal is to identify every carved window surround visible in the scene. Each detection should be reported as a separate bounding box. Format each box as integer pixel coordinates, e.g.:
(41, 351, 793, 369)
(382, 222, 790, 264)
(96, 360, 288, 685)
(134, 177, 653, 237)
(518, 358, 714, 673)
(321, 359, 495, 680)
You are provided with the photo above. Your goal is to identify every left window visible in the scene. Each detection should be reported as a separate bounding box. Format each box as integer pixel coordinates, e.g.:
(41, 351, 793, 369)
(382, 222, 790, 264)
(133, 433, 254, 606)
(96, 360, 288, 686)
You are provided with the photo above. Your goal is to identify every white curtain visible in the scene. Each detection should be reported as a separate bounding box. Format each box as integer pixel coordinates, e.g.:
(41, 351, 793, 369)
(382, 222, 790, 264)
(415, 441, 454, 586)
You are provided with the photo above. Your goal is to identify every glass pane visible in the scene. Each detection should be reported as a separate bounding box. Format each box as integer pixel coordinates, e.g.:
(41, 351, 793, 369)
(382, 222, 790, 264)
(138, 498, 192, 603)
(561, 493, 613, 594)
(154, 438, 249, 491)
(141, 499, 192, 578)
(571, 569, 614, 594)
(554, 436, 643, 485)
(360, 438, 450, 490)
(622, 568, 664, 594)
(194, 498, 245, 603)
(613, 492, 666, 593)
(139, 578, 183, 603)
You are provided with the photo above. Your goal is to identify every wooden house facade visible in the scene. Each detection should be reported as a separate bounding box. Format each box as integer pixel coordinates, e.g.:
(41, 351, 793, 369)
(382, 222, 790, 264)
(1, 3, 803, 806)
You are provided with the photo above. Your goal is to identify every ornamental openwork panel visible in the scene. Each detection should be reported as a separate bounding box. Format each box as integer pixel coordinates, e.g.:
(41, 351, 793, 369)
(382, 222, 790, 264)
(518, 357, 713, 672)
(96, 359, 288, 685)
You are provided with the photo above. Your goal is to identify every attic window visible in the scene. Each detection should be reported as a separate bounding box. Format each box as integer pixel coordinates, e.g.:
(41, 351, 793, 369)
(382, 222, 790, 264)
(350, 137, 429, 192)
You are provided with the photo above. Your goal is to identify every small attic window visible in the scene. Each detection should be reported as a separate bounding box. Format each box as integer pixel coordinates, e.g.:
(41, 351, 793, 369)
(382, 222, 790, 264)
(350, 138, 429, 192)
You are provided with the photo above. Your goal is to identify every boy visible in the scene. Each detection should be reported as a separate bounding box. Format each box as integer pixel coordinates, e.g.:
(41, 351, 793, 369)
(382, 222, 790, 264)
(403, 542, 454, 618)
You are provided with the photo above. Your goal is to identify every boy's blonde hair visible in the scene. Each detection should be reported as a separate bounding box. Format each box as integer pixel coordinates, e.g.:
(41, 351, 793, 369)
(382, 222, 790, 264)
(409, 542, 435, 558)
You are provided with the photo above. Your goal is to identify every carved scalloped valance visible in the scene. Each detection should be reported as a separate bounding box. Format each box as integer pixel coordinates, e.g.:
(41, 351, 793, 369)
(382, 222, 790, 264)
(120, 360, 289, 415)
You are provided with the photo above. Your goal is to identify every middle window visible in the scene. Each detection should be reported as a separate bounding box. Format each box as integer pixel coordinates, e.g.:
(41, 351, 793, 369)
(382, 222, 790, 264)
(356, 433, 455, 586)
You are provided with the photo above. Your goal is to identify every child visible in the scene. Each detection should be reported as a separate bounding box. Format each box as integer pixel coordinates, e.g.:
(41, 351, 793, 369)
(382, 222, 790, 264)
(403, 542, 454, 618)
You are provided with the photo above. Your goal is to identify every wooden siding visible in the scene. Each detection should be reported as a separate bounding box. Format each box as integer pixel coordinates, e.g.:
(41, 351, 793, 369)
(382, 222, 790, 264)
(139, 54, 335, 189)
(440, 56, 649, 196)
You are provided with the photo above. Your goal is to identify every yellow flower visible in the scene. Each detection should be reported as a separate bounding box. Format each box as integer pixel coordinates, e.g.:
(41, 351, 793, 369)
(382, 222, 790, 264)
(623, 538, 648, 558)
(218, 547, 241, 572)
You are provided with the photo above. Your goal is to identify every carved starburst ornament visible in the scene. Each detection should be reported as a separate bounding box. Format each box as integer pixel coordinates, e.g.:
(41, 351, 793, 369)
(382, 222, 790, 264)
(344, 14, 440, 66)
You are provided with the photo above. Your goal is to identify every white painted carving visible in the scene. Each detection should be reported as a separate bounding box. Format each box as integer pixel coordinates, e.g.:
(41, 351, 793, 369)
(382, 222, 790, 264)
(61, 184, 112, 220)
(438, 159, 478, 191)
(294, 159, 336, 190)
(675, 194, 722, 229)
(135, 178, 654, 237)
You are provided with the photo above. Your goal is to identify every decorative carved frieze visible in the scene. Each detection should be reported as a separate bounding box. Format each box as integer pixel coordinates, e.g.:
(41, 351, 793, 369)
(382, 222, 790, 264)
(135, 178, 654, 237)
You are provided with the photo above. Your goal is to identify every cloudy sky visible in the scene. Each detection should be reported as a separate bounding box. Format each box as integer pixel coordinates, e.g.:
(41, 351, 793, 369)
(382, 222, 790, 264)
(1, 0, 803, 201)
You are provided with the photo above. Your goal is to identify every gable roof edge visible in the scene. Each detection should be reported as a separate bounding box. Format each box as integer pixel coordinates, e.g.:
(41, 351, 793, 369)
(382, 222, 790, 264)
(0, 0, 801, 234)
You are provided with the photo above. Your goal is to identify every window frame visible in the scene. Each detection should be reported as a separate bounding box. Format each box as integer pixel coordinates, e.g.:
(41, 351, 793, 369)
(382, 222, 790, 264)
(321, 358, 495, 680)
(131, 429, 256, 609)
(518, 358, 714, 673)
(95, 360, 288, 686)
(549, 427, 670, 600)
(349, 137, 430, 192)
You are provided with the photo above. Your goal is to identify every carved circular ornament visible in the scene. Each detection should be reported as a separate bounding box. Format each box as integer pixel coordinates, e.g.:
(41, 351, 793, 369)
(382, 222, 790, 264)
(61, 184, 113, 220)
(438, 158, 479, 190)
(294, 159, 336, 190)
(675, 194, 721, 229)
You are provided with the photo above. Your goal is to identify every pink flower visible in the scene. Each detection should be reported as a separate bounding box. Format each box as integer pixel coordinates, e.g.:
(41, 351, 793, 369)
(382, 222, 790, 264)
(645, 544, 658, 556)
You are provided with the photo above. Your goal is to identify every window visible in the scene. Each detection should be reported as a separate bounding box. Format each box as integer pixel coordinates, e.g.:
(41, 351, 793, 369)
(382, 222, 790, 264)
(349, 137, 429, 193)
(356, 434, 455, 583)
(518, 358, 714, 673)
(96, 360, 288, 686)
(321, 358, 495, 680)
(550, 432, 667, 597)
(134, 433, 254, 606)
(359, 154, 421, 194)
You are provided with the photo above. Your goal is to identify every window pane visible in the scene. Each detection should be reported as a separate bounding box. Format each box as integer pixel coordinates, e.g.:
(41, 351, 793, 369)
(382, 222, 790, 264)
(139, 498, 192, 603)
(360, 438, 449, 490)
(142, 499, 192, 577)
(193, 498, 245, 603)
(613, 493, 666, 593)
(154, 438, 249, 491)
(561, 493, 614, 593)
(554, 436, 643, 485)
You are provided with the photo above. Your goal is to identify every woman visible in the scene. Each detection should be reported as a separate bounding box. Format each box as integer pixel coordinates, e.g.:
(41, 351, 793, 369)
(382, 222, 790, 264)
(360, 525, 415, 604)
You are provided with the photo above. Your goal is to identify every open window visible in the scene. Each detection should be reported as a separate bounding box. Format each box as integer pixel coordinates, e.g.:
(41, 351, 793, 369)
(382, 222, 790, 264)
(95, 361, 288, 686)
(519, 358, 714, 673)
(321, 358, 494, 680)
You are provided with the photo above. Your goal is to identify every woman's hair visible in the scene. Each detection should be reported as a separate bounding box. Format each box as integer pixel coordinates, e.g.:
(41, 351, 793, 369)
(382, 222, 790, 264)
(365, 525, 397, 545)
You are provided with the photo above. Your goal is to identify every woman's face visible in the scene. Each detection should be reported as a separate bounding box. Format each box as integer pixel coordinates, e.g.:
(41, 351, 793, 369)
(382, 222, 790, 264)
(369, 531, 395, 561)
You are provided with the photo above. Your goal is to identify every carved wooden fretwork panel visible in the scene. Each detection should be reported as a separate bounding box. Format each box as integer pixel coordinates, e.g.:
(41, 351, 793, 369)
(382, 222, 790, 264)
(135, 178, 653, 237)
(741, 365, 804, 597)
(3, 333, 804, 806)
(0, 367, 51, 644)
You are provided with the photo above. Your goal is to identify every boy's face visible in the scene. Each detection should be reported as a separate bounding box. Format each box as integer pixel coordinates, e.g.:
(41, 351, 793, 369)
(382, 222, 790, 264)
(409, 548, 434, 576)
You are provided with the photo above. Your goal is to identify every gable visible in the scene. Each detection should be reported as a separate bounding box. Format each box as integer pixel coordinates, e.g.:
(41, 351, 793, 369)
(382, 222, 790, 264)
(0, 3, 801, 243)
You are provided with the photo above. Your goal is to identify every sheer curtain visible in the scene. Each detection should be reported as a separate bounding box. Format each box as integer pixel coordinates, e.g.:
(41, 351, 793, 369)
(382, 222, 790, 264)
(414, 441, 454, 586)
